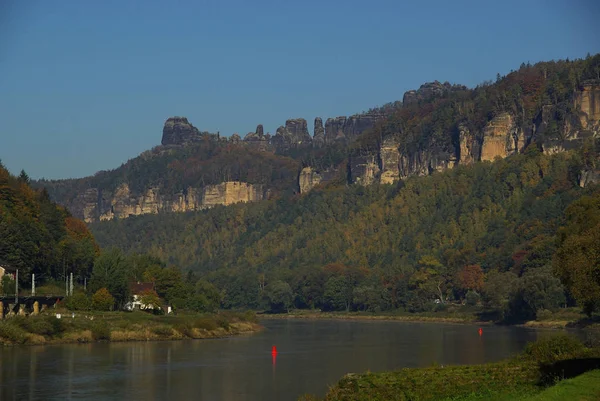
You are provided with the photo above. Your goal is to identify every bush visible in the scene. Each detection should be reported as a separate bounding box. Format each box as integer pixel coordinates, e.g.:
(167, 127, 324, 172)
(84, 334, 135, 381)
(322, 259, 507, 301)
(23, 315, 65, 336)
(465, 290, 480, 306)
(151, 325, 173, 336)
(194, 317, 218, 331)
(174, 322, 194, 338)
(92, 288, 115, 311)
(65, 292, 92, 311)
(91, 321, 111, 341)
(214, 314, 230, 330)
(524, 335, 589, 365)
(0, 322, 27, 343)
(536, 309, 553, 321)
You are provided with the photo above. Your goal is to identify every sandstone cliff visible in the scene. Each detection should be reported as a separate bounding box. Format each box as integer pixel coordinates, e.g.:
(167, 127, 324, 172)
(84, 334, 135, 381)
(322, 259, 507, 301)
(347, 82, 599, 186)
(74, 181, 265, 223)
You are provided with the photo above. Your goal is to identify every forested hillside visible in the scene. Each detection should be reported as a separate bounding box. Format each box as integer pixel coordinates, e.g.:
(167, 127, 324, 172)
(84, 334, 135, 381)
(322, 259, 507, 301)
(91, 140, 600, 319)
(0, 164, 98, 287)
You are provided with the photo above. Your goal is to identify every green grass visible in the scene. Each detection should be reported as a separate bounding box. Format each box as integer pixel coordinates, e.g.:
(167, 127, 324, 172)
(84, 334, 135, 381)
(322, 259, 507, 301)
(517, 370, 600, 401)
(0, 310, 260, 345)
(302, 335, 600, 401)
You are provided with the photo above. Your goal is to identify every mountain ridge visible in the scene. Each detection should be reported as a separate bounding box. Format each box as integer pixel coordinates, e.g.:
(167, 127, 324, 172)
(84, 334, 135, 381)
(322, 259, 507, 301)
(35, 55, 600, 222)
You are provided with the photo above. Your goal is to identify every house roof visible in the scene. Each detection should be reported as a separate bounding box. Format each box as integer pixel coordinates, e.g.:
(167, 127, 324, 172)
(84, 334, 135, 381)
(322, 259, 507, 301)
(130, 282, 155, 294)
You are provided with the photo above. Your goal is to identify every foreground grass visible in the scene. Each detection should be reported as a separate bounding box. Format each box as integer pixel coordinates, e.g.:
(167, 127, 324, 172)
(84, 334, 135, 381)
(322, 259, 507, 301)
(300, 336, 600, 401)
(0, 310, 261, 345)
(517, 370, 600, 401)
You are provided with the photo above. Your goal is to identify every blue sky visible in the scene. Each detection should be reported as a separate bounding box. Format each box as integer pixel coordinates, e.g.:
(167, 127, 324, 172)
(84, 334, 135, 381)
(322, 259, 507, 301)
(1, 0, 599, 179)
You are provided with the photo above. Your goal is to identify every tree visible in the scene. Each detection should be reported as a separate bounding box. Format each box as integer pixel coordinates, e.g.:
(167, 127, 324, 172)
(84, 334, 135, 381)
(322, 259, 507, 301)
(323, 276, 352, 311)
(519, 266, 565, 313)
(456, 264, 484, 295)
(263, 280, 293, 313)
(92, 288, 115, 311)
(138, 289, 161, 311)
(90, 248, 131, 309)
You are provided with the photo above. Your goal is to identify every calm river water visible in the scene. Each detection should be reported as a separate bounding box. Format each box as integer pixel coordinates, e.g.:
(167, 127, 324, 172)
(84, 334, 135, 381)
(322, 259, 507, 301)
(0, 319, 571, 401)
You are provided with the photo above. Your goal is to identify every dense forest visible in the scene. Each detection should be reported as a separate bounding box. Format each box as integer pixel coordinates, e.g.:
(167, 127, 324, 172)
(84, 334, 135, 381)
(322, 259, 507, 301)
(91, 140, 600, 320)
(0, 164, 97, 287)
(0, 163, 222, 313)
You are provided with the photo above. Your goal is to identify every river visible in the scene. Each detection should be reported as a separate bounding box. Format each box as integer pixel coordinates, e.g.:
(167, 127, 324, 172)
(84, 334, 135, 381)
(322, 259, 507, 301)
(0, 319, 571, 401)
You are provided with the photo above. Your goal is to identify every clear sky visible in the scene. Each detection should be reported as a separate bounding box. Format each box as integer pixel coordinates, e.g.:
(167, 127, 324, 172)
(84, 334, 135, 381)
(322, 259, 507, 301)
(1, 0, 599, 179)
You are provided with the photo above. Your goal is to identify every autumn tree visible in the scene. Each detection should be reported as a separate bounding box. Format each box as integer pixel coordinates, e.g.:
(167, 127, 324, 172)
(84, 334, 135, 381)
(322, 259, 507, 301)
(92, 288, 115, 311)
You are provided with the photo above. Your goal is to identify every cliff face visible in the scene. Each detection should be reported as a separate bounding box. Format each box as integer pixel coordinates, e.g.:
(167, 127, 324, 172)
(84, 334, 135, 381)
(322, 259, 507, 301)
(74, 182, 265, 223)
(324, 113, 383, 144)
(575, 80, 600, 127)
(298, 167, 339, 193)
(347, 82, 599, 186)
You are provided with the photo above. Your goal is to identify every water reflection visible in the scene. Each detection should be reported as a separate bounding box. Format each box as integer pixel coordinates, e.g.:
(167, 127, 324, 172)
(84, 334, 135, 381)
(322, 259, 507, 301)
(0, 320, 582, 401)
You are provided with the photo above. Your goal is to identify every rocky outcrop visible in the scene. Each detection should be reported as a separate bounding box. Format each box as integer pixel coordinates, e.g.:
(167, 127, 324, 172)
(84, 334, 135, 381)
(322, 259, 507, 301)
(324, 113, 383, 144)
(575, 80, 600, 127)
(350, 153, 381, 185)
(272, 118, 312, 150)
(299, 167, 322, 193)
(202, 181, 264, 207)
(379, 136, 401, 184)
(324, 117, 347, 143)
(161, 117, 202, 146)
(298, 166, 339, 193)
(398, 148, 456, 179)
(313, 118, 325, 147)
(458, 123, 479, 165)
(73, 181, 265, 222)
(579, 168, 600, 188)
(403, 81, 467, 106)
(480, 113, 526, 161)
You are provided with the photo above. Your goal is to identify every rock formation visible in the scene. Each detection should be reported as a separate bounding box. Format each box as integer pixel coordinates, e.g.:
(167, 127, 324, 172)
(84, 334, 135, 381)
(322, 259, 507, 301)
(402, 81, 467, 106)
(574, 80, 600, 127)
(313, 117, 325, 147)
(324, 113, 383, 144)
(272, 118, 312, 150)
(379, 136, 401, 184)
(480, 113, 517, 161)
(299, 167, 322, 193)
(161, 117, 202, 146)
(70, 181, 265, 222)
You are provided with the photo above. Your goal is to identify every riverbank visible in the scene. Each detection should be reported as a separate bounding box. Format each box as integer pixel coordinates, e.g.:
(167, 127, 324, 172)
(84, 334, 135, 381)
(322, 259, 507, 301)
(0, 310, 261, 346)
(300, 335, 600, 401)
(260, 307, 599, 329)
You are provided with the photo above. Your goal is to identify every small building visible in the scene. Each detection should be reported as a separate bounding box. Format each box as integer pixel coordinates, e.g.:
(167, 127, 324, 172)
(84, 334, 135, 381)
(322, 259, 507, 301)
(125, 282, 167, 312)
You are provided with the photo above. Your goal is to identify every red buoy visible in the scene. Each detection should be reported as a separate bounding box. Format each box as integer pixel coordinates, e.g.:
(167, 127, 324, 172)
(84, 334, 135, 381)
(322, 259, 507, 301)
(478, 327, 483, 336)
(271, 345, 277, 355)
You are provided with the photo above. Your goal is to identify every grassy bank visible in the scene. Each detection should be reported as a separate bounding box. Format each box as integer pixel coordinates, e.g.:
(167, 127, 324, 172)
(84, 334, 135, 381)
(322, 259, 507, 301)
(0, 310, 261, 346)
(260, 307, 599, 329)
(299, 336, 600, 401)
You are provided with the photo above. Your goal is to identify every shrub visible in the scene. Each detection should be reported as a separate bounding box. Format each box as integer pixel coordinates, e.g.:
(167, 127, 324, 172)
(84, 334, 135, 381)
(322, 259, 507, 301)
(194, 317, 218, 331)
(92, 288, 115, 311)
(65, 292, 92, 311)
(174, 322, 194, 338)
(214, 314, 230, 330)
(465, 290, 480, 306)
(91, 321, 111, 341)
(536, 309, 553, 321)
(151, 325, 173, 336)
(524, 335, 589, 365)
(0, 322, 27, 343)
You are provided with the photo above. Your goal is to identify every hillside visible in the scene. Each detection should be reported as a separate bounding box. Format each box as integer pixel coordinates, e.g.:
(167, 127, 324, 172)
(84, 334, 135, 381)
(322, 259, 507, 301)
(0, 164, 97, 288)
(37, 55, 600, 224)
(90, 141, 600, 318)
